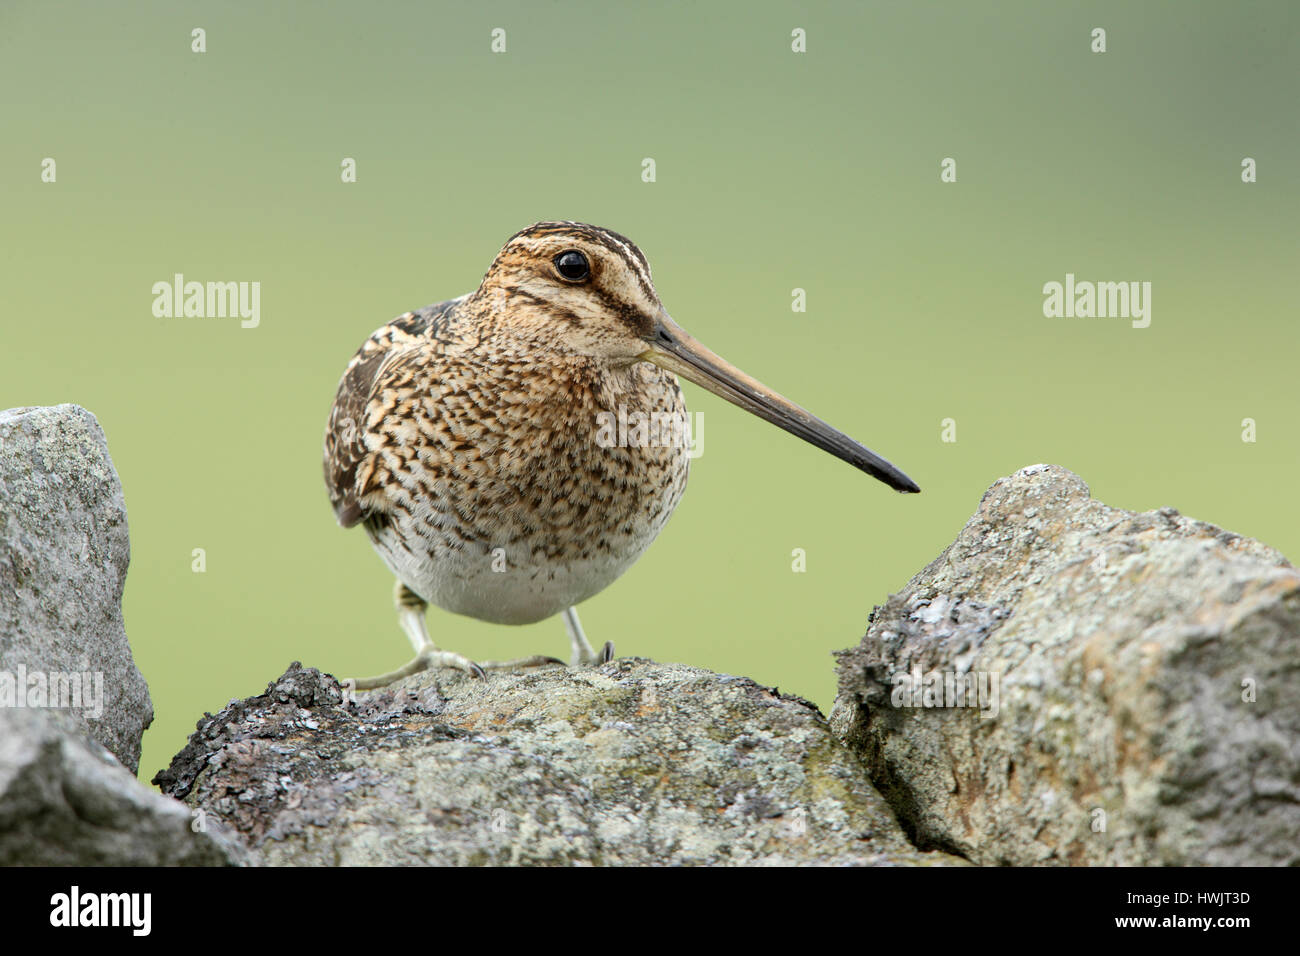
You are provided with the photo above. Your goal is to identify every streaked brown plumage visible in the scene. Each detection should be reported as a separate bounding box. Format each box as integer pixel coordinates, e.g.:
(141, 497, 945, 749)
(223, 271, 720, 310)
(324, 221, 917, 689)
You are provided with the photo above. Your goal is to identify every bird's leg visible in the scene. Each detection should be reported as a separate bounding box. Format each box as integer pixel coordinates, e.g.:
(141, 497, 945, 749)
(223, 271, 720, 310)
(348, 582, 486, 690)
(564, 606, 614, 666)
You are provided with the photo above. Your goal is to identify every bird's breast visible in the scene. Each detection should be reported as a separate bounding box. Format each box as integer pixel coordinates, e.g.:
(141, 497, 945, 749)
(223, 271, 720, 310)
(368, 358, 691, 623)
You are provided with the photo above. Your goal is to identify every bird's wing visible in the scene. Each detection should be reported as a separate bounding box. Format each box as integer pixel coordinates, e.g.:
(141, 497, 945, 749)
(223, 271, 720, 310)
(323, 301, 461, 528)
(323, 345, 397, 528)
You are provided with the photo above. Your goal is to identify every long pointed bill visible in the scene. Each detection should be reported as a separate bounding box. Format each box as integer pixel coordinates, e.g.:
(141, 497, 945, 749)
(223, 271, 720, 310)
(642, 313, 920, 494)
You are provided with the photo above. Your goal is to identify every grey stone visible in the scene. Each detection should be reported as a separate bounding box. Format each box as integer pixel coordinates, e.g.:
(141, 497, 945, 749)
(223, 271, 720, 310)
(155, 660, 962, 866)
(0, 707, 248, 865)
(831, 463, 1300, 866)
(0, 404, 151, 773)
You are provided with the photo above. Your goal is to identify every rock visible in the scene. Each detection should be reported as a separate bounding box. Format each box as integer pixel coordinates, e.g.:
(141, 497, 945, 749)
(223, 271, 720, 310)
(0, 404, 151, 773)
(0, 403, 243, 866)
(155, 661, 962, 866)
(0, 707, 248, 865)
(831, 464, 1300, 866)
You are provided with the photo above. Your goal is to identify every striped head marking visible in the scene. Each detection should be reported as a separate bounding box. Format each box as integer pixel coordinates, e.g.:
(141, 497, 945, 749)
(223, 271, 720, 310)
(478, 221, 663, 359)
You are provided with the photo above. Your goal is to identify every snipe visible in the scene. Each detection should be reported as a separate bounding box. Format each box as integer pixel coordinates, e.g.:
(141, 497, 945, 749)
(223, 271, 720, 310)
(323, 222, 918, 689)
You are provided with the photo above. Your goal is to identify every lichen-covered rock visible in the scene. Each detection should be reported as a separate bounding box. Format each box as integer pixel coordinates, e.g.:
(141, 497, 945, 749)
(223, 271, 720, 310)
(831, 464, 1300, 866)
(155, 660, 961, 866)
(0, 707, 248, 865)
(0, 404, 152, 774)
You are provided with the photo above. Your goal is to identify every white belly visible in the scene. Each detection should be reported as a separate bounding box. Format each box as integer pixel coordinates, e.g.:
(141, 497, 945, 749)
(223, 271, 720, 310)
(372, 534, 653, 624)
(365, 446, 689, 625)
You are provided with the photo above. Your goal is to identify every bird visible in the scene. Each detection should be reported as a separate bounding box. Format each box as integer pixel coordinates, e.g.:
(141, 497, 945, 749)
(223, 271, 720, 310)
(323, 221, 919, 690)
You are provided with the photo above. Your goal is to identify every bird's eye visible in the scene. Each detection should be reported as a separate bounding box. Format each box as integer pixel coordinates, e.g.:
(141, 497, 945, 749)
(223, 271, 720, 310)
(554, 250, 590, 282)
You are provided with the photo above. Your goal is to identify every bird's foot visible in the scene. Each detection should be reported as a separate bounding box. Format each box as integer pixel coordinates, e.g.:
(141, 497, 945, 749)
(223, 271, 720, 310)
(347, 646, 486, 691)
(561, 608, 612, 666)
(476, 654, 566, 670)
(572, 640, 615, 667)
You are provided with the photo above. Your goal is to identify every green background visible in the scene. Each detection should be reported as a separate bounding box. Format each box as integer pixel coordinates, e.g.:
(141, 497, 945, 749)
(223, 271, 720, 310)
(2, 1, 1296, 783)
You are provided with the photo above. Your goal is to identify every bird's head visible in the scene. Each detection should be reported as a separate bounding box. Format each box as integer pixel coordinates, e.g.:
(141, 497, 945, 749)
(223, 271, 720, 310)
(476, 221, 920, 493)
(477, 221, 666, 361)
